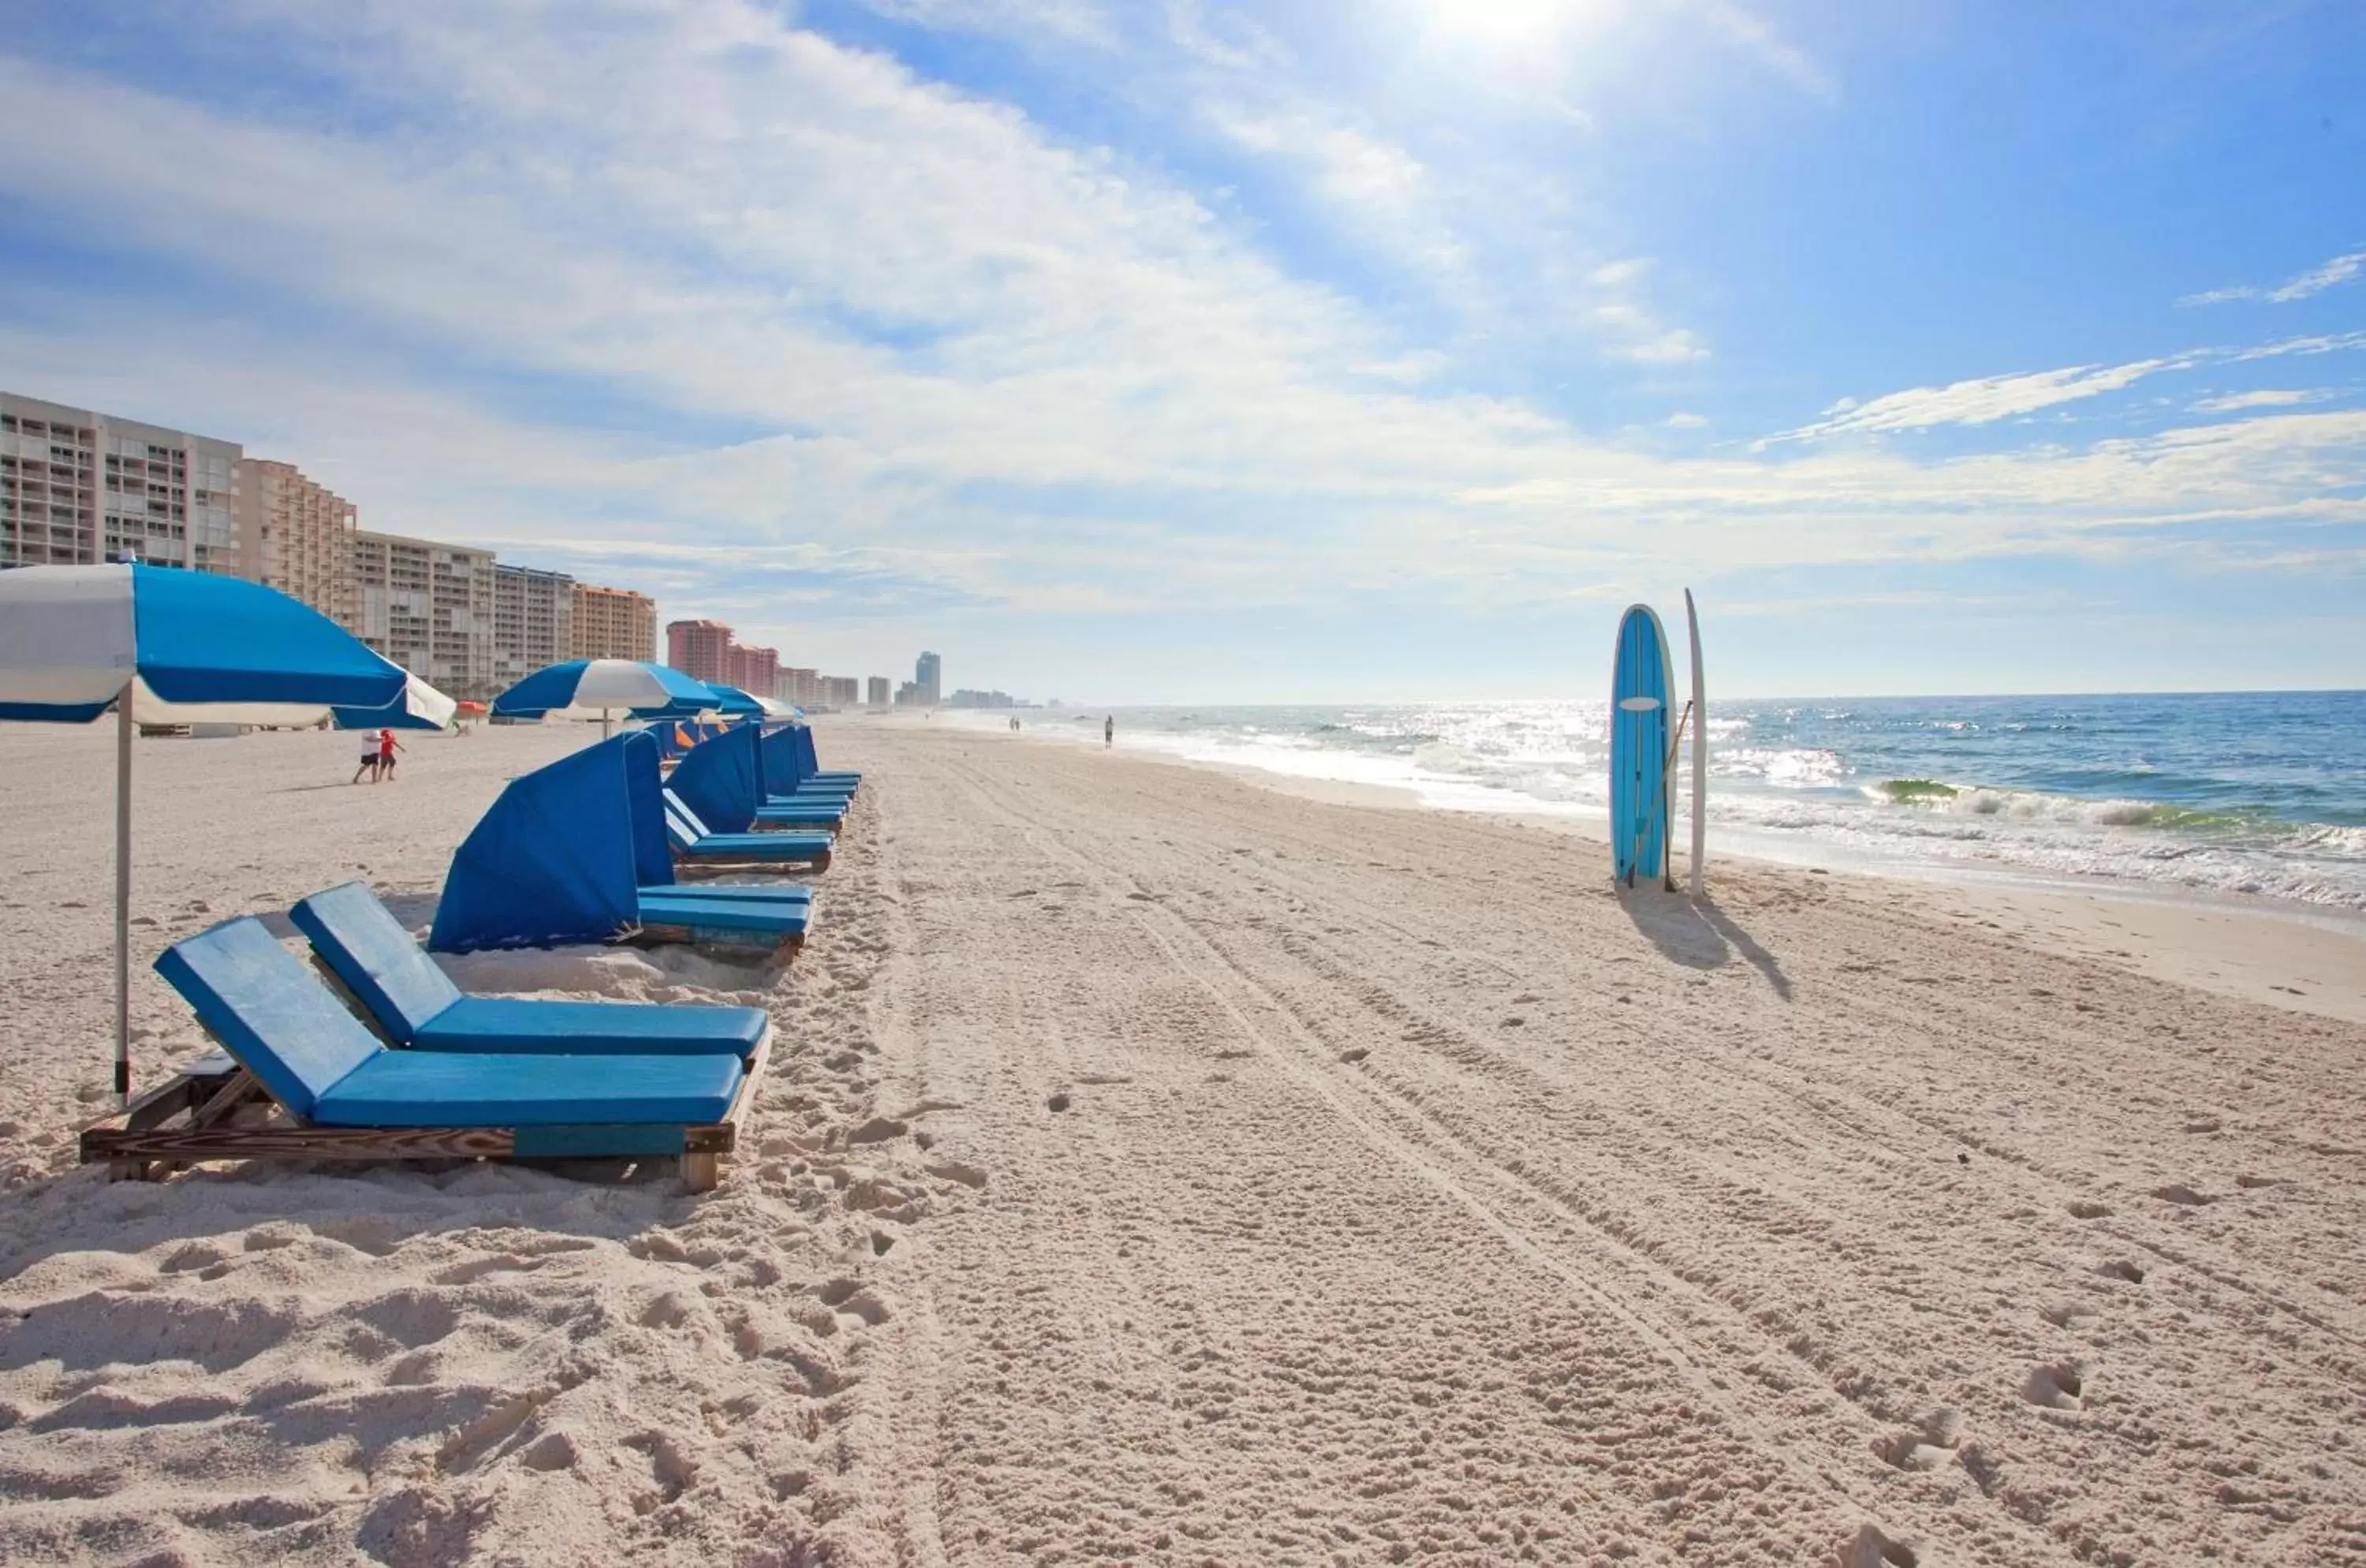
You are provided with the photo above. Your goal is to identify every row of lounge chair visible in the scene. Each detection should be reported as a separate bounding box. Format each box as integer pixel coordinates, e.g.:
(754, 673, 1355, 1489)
(82, 722, 864, 1192)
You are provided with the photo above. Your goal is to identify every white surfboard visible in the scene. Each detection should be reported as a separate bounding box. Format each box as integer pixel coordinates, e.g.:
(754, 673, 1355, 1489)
(1685, 588, 1707, 898)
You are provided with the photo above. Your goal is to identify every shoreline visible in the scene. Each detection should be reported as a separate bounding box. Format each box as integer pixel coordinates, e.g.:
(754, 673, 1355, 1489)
(909, 711, 2366, 1026)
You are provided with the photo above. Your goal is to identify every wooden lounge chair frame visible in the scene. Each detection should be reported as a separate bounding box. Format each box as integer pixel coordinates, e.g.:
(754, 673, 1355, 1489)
(81, 1027, 771, 1192)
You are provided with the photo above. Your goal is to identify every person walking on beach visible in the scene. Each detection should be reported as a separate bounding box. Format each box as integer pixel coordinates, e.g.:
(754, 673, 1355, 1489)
(1104, 715, 1114, 749)
(351, 741, 380, 785)
(375, 727, 404, 782)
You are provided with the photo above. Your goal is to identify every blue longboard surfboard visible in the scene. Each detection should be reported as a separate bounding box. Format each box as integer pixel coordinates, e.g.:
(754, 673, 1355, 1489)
(1610, 604, 1677, 888)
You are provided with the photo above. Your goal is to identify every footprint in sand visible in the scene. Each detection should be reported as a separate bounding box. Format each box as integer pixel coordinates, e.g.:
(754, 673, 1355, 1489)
(2150, 1183, 2217, 1207)
(2066, 1200, 2112, 1219)
(926, 1159, 988, 1189)
(2022, 1361, 2088, 1411)
(2098, 1259, 2144, 1284)
(1835, 1523, 1918, 1567)
(1875, 1408, 1962, 1472)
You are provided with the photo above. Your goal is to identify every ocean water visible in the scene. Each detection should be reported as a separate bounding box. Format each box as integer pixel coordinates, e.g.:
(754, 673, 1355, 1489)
(987, 693, 2366, 910)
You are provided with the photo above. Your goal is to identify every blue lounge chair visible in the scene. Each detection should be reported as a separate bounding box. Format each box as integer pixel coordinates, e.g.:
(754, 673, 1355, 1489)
(790, 726, 860, 791)
(673, 724, 846, 831)
(665, 791, 833, 868)
(427, 734, 817, 956)
(292, 883, 774, 1058)
(82, 917, 764, 1190)
(759, 727, 856, 802)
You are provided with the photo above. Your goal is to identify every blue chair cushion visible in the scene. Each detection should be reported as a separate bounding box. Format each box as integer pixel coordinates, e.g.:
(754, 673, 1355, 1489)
(638, 883, 811, 905)
(753, 804, 845, 827)
(682, 831, 833, 861)
(410, 996, 769, 1056)
(636, 894, 811, 939)
(314, 1050, 741, 1127)
(290, 882, 463, 1042)
(155, 918, 385, 1118)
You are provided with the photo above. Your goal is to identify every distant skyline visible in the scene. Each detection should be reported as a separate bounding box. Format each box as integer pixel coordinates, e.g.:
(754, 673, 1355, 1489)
(1, 2, 2360, 701)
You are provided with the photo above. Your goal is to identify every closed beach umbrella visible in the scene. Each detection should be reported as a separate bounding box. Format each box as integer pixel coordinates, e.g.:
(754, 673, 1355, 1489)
(0, 564, 409, 1103)
(330, 669, 458, 732)
(491, 659, 719, 735)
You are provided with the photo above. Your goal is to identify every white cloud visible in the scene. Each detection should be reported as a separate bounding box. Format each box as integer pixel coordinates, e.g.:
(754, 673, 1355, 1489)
(1765, 357, 2186, 442)
(1691, 0, 1837, 102)
(2180, 245, 2366, 306)
(1162, 0, 1286, 71)
(1768, 333, 2366, 444)
(858, 0, 1117, 50)
(1584, 259, 1712, 365)
(2189, 388, 2328, 413)
(1663, 411, 1709, 428)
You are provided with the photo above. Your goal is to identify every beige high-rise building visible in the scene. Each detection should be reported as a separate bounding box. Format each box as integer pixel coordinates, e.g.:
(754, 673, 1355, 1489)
(493, 564, 575, 687)
(347, 530, 496, 700)
(572, 582, 657, 663)
(867, 676, 890, 708)
(2, 392, 240, 572)
(778, 667, 822, 711)
(235, 459, 356, 620)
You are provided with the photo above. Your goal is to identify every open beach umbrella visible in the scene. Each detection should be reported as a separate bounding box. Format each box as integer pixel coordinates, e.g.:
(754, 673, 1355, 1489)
(491, 659, 719, 735)
(330, 669, 458, 732)
(704, 684, 779, 720)
(0, 563, 409, 1104)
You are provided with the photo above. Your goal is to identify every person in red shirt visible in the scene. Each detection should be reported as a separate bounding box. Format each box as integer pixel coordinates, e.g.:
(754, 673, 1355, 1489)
(376, 727, 404, 782)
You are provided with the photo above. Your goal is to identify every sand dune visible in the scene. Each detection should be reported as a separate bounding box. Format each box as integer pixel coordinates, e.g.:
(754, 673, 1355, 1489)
(1, 720, 2360, 1564)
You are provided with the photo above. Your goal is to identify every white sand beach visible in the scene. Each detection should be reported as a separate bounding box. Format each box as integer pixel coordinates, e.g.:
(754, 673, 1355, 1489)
(2, 717, 2363, 1565)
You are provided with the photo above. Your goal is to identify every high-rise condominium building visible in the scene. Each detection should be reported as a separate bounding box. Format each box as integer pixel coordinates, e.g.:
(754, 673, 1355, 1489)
(778, 668, 821, 710)
(823, 677, 860, 710)
(493, 564, 575, 687)
(236, 460, 356, 620)
(347, 530, 496, 700)
(915, 650, 942, 705)
(728, 644, 778, 698)
(570, 582, 656, 663)
(2, 392, 240, 572)
(867, 676, 890, 708)
(666, 618, 733, 684)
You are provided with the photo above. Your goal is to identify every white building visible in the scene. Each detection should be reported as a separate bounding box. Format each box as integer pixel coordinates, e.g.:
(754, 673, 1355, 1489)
(2, 392, 240, 573)
(347, 529, 497, 700)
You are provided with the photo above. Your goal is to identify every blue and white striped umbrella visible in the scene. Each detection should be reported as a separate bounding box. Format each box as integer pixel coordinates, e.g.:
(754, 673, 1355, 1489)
(332, 670, 460, 733)
(0, 563, 410, 1103)
(491, 659, 720, 726)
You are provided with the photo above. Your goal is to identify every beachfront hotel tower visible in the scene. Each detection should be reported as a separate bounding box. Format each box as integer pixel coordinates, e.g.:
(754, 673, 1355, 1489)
(2, 392, 240, 573)
(234, 460, 356, 621)
(916, 650, 942, 706)
(868, 676, 891, 708)
(345, 529, 497, 701)
(569, 582, 657, 663)
(666, 618, 734, 685)
(493, 564, 576, 689)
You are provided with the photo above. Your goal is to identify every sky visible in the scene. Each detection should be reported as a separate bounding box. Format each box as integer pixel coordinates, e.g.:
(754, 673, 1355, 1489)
(0, 0, 2361, 702)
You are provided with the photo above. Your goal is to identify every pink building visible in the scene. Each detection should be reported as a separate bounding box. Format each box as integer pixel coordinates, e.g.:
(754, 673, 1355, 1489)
(666, 619, 733, 683)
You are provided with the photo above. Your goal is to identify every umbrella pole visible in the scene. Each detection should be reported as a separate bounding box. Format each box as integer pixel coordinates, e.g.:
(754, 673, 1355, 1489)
(114, 687, 132, 1107)
(602, 707, 613, 739)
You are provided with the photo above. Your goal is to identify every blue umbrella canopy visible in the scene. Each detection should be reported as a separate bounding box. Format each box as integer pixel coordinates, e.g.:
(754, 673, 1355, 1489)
(331, 670, 459, 732)
(491, 658, 718, 720)
(0, 562, 406, 723)
(0, 563, 411, 1104)
(704, 683, 767, 719)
